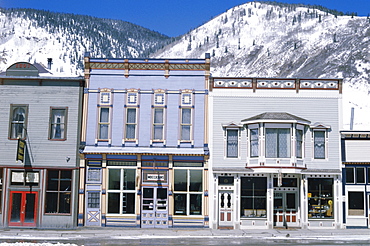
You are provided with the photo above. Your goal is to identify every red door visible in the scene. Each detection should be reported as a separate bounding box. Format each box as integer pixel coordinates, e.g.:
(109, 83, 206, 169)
(9, 191, 37, 227)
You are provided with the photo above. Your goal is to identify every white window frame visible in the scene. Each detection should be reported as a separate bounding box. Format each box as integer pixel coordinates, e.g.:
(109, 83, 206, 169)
(106, 167, 137, 215)
(248, 124, 259, 158)
(265, 126, 291, 159)
(347, 190, 365, 216)
(173, 167, 203, 216)
(180, 107, 192, 142)
(313, 130, 327, 160)
(49, 107, 67, 140)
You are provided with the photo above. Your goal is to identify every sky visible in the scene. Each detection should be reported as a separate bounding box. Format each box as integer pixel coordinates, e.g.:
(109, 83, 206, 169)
(1, 0, 369, 37)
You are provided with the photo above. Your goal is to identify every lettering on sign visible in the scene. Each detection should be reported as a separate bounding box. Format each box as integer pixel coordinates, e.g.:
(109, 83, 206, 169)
(15, 63, 31, 69)
(147, 174, 165, 181)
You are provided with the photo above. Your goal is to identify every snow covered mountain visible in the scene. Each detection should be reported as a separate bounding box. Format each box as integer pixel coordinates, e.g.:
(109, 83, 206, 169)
(154, 1, 370, 130)
(0, 8, 171, 75)
(0, 2, 369, 129)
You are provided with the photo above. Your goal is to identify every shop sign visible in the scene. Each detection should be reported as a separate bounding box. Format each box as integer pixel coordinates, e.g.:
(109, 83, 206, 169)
(16, 139, 26, 163)
(147, 173, 165, 181)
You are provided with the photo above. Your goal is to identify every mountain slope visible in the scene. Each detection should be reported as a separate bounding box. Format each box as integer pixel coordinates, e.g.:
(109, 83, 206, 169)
(0, 8, 171, 75)
(153, 1, 370, 129)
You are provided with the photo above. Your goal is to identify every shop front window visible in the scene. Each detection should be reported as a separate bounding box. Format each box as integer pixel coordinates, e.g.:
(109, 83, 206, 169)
(348, 191, 364, 216)
(240, 177, 267, 218)
(45, 170, 72, 214)
(308, 178, 333, 219)
(107, 168, 136, 214)
(173, 168, 203, 216)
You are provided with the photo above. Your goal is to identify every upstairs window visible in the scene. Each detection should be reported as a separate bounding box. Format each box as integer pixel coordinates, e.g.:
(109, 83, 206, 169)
(313, 131, 326, 159)
(180, 108, 192, 141)
(125, 108, 137, 140)
(265, 128, 291, 158)
(153, 108, 164, 141)
(296, 129, 303, 158)
(9, 105, 28, 139)
(98, 107, 110, 140)
(49, 108, 67, 140)
(226, 129, 238, 158)
(250, 128, 259, 158)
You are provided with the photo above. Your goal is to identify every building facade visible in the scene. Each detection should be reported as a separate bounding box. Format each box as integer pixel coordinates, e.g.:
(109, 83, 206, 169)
(341, 131, 370, 228)
(79, 53, 210, 228)
(0, 62, 84, 228)
(209, 77, 343, 229)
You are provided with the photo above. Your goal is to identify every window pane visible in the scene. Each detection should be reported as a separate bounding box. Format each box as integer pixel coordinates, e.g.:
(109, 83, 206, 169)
(346, 168, 355, 183)
(356, 168, 365, 183)
(278, 129, 290, 158)
(314, 131, 325, 159)
(123, 169, 135, 190)
(181, 108, 191, 124)
(107, 193, 119, 214)
(308, 178, 333, 219)
(108, 169, 120, 190)
(122, 193, 135, 214)
(88, 192, 100, 208)
(59, 192, 71, 213)
(45, 192, 58, 213)
(227, 129, 238, 158)
(99, 125, 109, 139)
(154, 108, 163, 123)
(250, 128, 259, 157)
(266, 129, 277, 158)
(348, 192, 364, 216)
(174, 170, 187, 191)
(126, 125, 136, 139)
(240, 177, 267, 218)
(11, 107, 26, 139)
(174, 194, 186, 215)
(47, 170, 59, 191)
(189, 170, 202, 192)
(181, 125, 190, 140)
(190, 194, 202, 215)
(50, 109, 66, 139)
(100, 108, 109, 123)
(127, 108, 136, 123)
(296, 129, 303, 158)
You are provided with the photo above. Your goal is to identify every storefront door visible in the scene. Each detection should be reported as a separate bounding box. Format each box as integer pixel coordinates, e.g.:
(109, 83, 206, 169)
(86, 191, 101, 226)
(218, 191, 234, 229)
(274, 191, 299, 227)
(141, 187, 168, 228)
(9, 191, 37, 227)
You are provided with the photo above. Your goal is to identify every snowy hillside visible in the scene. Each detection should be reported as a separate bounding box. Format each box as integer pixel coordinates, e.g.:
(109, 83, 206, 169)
(154, 2, 370, 130)
(0, 8, 171, 76)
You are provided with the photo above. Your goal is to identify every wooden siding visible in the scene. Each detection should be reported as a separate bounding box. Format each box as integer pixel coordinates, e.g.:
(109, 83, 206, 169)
(344, 140, 370, 162)
(210, 92, 341, 170)
(0, 83, 82, 168)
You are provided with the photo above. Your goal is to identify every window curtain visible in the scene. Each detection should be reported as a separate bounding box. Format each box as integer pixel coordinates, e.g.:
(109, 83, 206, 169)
(99, 108, 109, 139)
(314, 131, 325, 159)
(126, 108, 136, 139)
(250, 129, 259, 157)
(181, 108, 191, 140)
(12, 107, 25, 139)
(266, 128, 290, 158)
(227, 129, 238, 157)
(153, 108, 163, 139)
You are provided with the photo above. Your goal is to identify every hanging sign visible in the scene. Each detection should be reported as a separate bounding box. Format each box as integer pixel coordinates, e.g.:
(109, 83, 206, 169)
(16, 139, 26, 163)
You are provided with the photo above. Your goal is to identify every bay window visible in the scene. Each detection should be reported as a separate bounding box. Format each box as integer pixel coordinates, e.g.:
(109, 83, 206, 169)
(250, 128, 259, 157)
(265, 128, 290, 158)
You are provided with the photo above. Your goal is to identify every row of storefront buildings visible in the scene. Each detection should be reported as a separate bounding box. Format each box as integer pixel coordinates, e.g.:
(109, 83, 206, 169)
(0, 53, 369, 229)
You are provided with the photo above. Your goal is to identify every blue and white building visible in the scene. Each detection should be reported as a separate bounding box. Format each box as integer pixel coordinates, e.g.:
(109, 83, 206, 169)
(79, 53, 211, 228)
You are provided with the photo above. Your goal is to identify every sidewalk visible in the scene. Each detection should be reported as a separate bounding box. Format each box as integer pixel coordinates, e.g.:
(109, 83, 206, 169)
(0, 227, 369, 242)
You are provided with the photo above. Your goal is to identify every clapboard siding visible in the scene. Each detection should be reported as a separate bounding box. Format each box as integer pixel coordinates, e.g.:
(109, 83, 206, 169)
(0, 83, 82, 168)
(344, 140, 370, 162)
(211, 92, 341, 170)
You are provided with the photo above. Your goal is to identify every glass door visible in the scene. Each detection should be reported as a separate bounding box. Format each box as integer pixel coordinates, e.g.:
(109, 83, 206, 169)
(9, 191, 37, 227)
(141, 187, 168, 228)
(274, 192, 298, 227)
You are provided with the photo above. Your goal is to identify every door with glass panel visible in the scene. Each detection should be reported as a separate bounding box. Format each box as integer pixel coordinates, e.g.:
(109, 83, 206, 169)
(274, 191, 299, 227)
(9, 191, 37, 227)
(141, 187, 168, 228)
(218, 191, 234, 228)
(86, 191, 101, 226)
